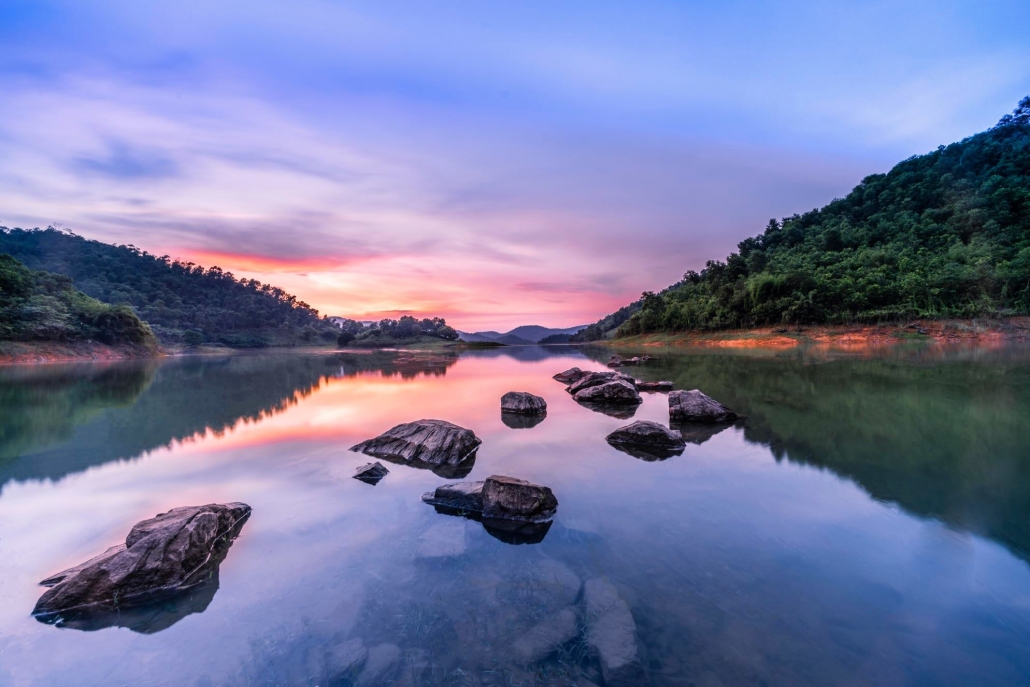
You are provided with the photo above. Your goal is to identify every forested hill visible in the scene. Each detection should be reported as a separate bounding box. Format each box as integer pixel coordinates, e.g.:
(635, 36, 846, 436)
(0, 228, 339, 347)
(574, 97, 1030, 341)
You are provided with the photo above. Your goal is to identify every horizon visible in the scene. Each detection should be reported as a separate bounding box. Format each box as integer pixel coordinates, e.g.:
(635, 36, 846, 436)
(2, 2, 1028, 331)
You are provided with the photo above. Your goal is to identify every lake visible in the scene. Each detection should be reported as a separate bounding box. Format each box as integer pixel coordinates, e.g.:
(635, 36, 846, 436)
(2, 344, 1030, 686)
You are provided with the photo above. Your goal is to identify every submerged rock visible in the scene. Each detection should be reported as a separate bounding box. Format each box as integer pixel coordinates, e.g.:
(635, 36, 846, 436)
(33, 503, 251, 622)
(351, 419, 482, 469)
(567, 371, 636, 395)
(668, 389, 738, 423)
(553, 367, 589, 384)
(422, 475, 557, 523)
(635, 380, 674, 392)
(584, 578, 646, 687)
(513, 607, 579, 664)
(573, 379, 642, 406)
(676, 421, 732, 445)
(501, 391, 547, 415)
(356, 643, 400, 686)
(607, 355, 623, 368)
(327, 638, 368, 682)
(606, 421, 686, 460)
(352, 461, 389, 485)
(417, 519, 468, 558)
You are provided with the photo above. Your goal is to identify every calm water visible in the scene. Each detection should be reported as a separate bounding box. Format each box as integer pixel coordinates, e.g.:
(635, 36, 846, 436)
(2, 344, 1030, 686)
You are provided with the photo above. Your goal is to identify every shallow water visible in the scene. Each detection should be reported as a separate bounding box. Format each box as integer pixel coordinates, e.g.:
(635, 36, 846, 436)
(2, 344, 1030, 686)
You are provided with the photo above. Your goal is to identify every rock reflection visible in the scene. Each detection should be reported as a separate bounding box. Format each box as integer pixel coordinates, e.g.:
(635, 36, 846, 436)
(375, 452, 477, 479)
(574, 399, 639, 419)
(673, 421, 733, 446)
(501, 411, 547, 429)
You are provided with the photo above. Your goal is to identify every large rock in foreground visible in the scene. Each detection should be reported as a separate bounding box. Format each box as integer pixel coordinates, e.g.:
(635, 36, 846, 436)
(606, 420, 685, 460)
(34, 503, 251, 621)
(553, 367, 588, 384)
(573, 379, 642, 406)
(501, 391, 547, 415)
(669, 389, 738, 423)
(351, 419, 481, 469)
(422, 475, 557, 523)
(584, 578, 647, 686)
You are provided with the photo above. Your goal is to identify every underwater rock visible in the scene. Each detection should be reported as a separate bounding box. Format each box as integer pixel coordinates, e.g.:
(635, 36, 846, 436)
(33, 503, 251, 622)
(423, 475, 557, 523)
(417, 519, 468, 558)
(553, 367, 589, 384)
(669, 389, 738, 423)
(352, 461, 389, 485)
(567, 371, 636, 395)
(501, 391, 547, 415)
(327, 638, 368, 681)
(513, 607, 579, 664)
(676, 421, 732, 445)
(573, 380, 642, 406)
(635, 380, 674, 392)
(584, 578, 646, 687)
(606, 421, 686, 460)
(356, 643, 400, 686)
(351, 419, 481, 469)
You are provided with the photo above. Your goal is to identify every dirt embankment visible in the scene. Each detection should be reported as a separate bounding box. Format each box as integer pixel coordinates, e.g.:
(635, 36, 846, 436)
(611, 317, 1030, 351)
(0, 341, 163, 365)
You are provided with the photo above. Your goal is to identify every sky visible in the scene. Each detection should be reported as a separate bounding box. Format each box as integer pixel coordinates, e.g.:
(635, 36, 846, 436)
(1, 1, 1028, 331)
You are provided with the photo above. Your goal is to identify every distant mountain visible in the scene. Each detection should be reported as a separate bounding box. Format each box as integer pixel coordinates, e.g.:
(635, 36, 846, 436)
(458, 324, 586, 344)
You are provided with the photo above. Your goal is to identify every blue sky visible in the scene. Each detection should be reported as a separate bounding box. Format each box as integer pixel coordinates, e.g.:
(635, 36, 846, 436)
(1, 0, 1027, 329)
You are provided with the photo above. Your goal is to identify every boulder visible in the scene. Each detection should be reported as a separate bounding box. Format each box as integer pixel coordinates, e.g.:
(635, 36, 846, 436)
(607, 355, 623, 368)
(501, 391, 547, 415)
(606, 421, 685, 460)
(422, 475, 557, 523)
(352, 461, 389, 485)
(568, 371, 636, 395)
(584, 578, 646, 687)
(573, 380, 642, 406)
(668, 389, 738, 423)
(351, 419, 481, 468)
(553, 367, 589, 384)
(34, 503, 251, 620)
(513, 607, 579, 664)
(635, 380, 673, 392)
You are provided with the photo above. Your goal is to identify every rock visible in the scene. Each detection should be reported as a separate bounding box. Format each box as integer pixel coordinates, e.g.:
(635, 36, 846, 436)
(584, 579, 646, 687)
(567, 371, 636, 395)
(607, 355, 623, 368)
(423, 475, 557, 523)
(327, 638, 368, 680)
(502, 413, 547, 430)
(606, 421, 686, 460)
(553, 367, 589, 384)
(501, 391, 547, 415)
(417, 519, 467, 558)
(513, 607, 579, 664)
(573, 380, 642, 406)
(421, 480, 485, 512)
(482, 475, 559, 522)
(356, 643, 400, 686)
(668, 389, 738, 423)
(351, 419, 481, 469)
(352, 461, 389, 485)
(33, 503, 251, 620)
(676, 422, 731, 445)
(635, 380, 673, 392)
(621, 357, 642, 365)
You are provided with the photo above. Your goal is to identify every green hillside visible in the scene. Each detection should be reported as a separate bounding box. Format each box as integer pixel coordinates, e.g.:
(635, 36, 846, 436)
(0, 253, 157, 348)
(0, 228, 339, 347)
(575, 97, 1030, 340)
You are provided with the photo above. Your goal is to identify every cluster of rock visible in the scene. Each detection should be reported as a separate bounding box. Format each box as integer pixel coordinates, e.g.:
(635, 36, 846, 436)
(33, 502, 251, 628)
(500, 391, 548, 429)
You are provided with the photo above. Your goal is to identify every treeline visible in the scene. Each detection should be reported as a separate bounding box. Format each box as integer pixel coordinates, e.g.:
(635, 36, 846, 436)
(336, 316, 459, 347)
(576, 97, 1030, 339)
(0, 228, 339, 347)
(0, 254, 156, 348)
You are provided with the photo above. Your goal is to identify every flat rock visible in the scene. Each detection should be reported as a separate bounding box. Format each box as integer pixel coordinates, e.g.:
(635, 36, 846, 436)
(353, 461, 389, 485)
(501, 391, 547, 415)
(351, 419, 481, 467)
(421, 480, 485, 512)
(584, 578, 646, 687)
(423, 475, 557, 523)
(567, 371, 636, 395)
(34, 503, 251, 619)
(573, 380, 642, 406)
(636, 380, 674, 392)
(668, 389, 738, 423)
(356, 643, 400, 686)
(417, 519, 468, 558)
(513, 607, 579, 664)
(553, 367, 589, 384)
(606, 421, 685, 460)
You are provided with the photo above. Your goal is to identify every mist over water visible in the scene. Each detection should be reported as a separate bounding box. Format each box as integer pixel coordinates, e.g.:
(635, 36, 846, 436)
(1, 345, 1029, 685)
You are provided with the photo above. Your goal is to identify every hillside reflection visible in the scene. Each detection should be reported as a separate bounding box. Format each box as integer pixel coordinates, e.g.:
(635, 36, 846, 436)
(589, 345, 1030, 563)
(0, 351, 458, 487)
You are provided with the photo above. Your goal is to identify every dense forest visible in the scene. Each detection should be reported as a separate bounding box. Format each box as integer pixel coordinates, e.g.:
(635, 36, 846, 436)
(574, 97, 1030, 340)
(335, 315, 459, 347)
(0, 253, 156, 348)
(0, 228, 339, 347)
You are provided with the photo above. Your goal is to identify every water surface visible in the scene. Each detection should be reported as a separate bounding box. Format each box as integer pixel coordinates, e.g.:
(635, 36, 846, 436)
(2, 345, 1030, 686)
